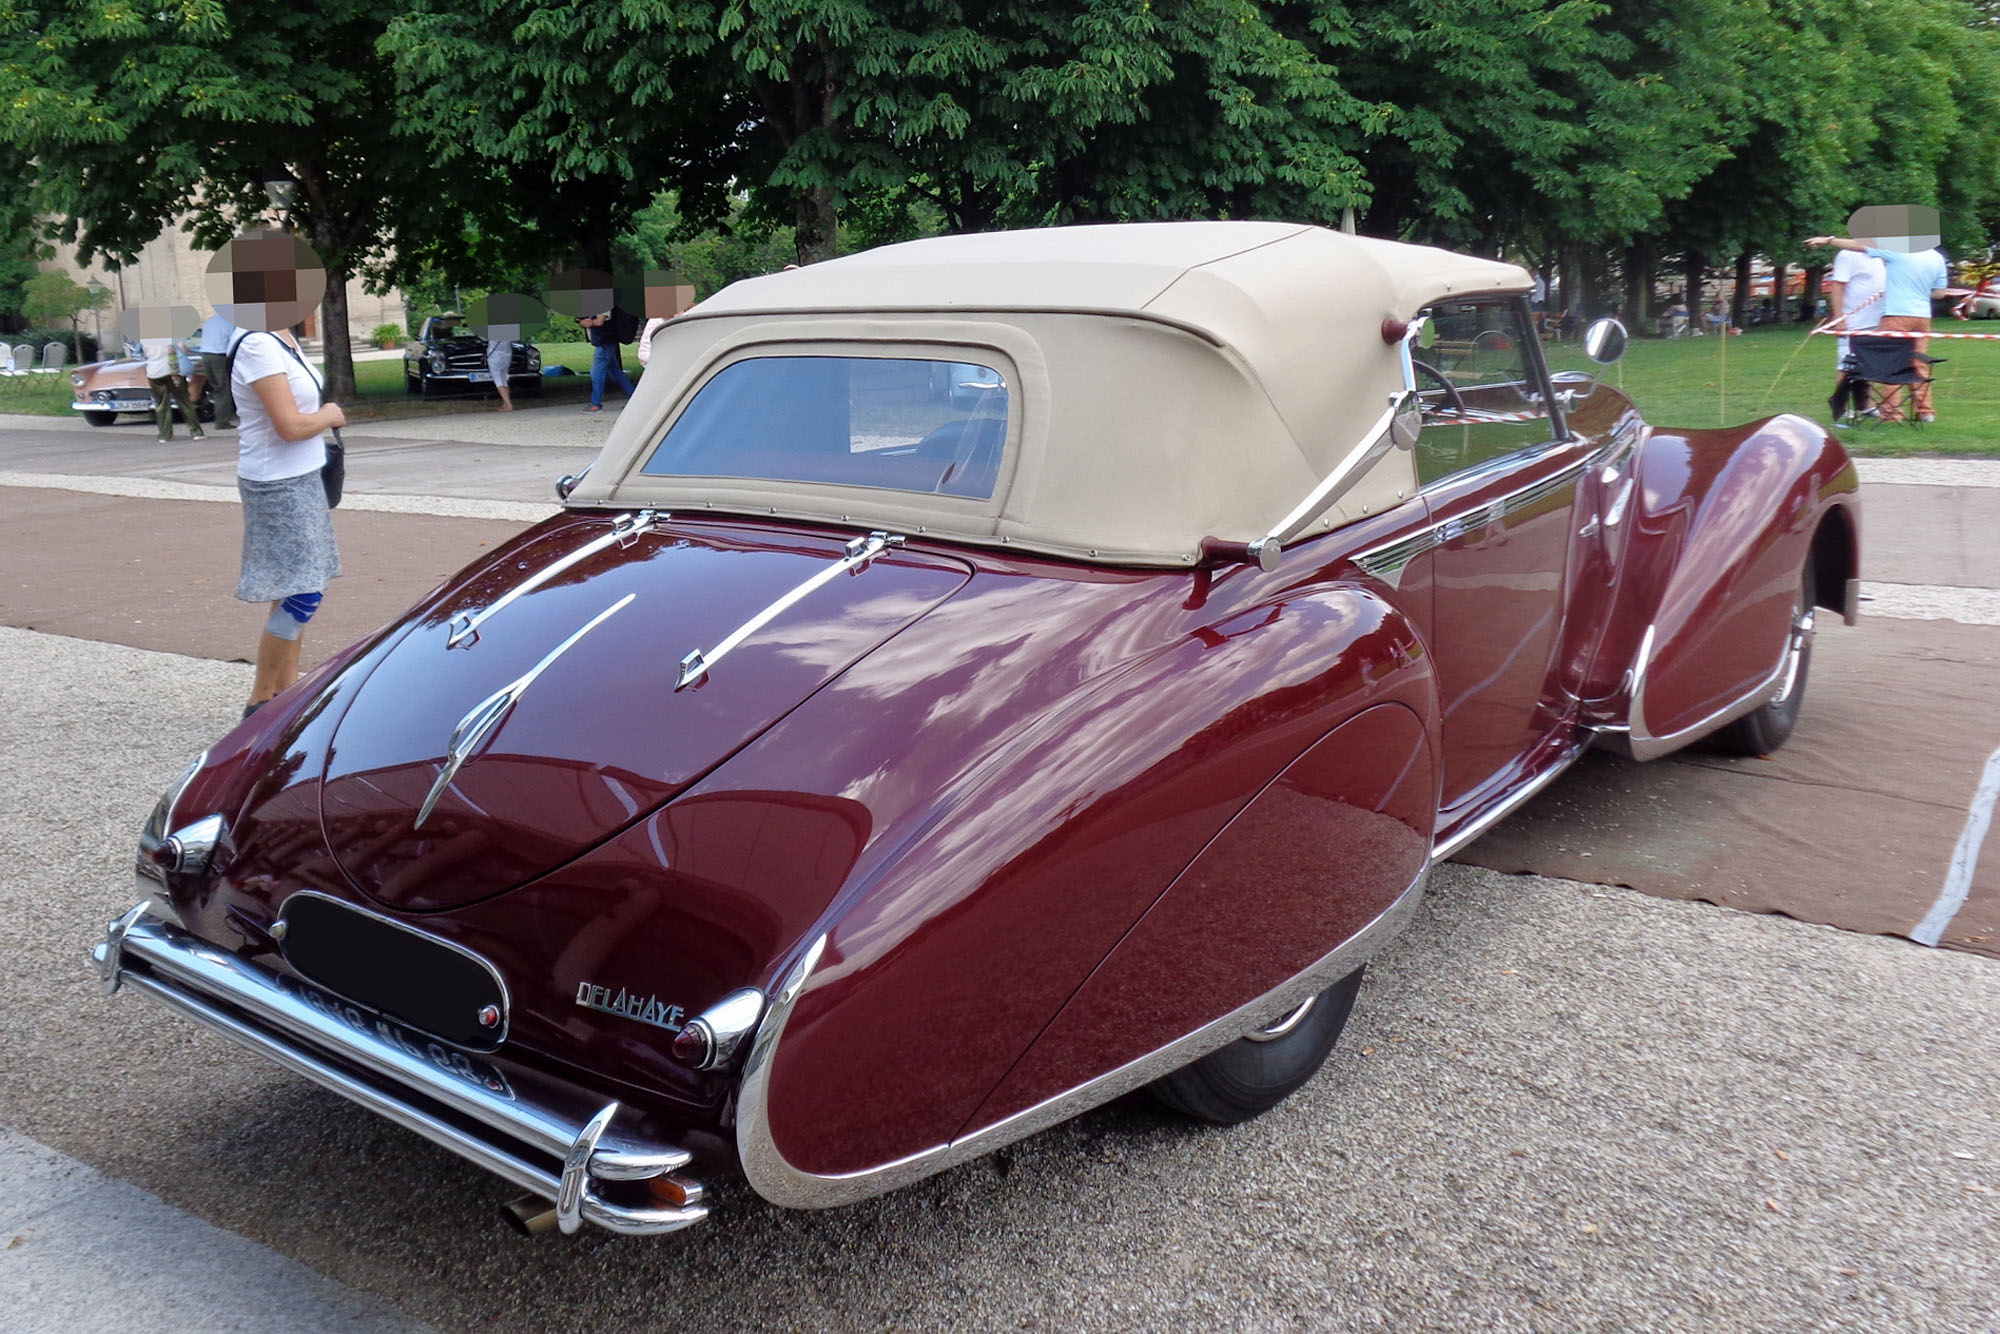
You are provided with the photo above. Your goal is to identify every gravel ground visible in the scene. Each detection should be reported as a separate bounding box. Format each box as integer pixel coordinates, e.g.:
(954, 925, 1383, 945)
(4, 625, 1998, 1333)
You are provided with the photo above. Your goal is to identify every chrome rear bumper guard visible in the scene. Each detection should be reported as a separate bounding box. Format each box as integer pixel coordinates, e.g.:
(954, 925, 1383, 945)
(91, 904, 708, 1237)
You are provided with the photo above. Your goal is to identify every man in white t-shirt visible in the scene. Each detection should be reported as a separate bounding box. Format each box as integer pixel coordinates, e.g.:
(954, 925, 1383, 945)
(1826, 248, 1885, 423)
(141, 335, 204, 444)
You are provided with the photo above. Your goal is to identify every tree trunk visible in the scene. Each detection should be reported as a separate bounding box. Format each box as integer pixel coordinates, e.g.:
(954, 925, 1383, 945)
(1684, 251, 1706, 315)
(1560, 244, 1584, 321)
(1770, 260, 1788, 321)
(1623, 241, 1653, 331)
(1731, 251, 1752, 330)
(794, 186, 839, 265)
(1801, 265, 1824, 322)
(318, 260, 357, 404)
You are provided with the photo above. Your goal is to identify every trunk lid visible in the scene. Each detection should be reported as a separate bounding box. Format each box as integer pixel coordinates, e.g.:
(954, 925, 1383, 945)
(319, 514, 971, 911)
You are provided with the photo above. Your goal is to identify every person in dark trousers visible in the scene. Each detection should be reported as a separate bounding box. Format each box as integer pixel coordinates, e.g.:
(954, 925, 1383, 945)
(580, 308, 635, 412)
(197, 312, 240, 428)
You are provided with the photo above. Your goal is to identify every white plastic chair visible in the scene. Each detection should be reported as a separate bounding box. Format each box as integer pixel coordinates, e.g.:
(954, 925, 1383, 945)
(31, 341, 66, 374)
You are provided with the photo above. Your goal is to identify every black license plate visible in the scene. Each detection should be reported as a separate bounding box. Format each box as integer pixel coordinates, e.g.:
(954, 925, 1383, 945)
(278, 893, 508, 1050)
(277, 975, 517, 1099)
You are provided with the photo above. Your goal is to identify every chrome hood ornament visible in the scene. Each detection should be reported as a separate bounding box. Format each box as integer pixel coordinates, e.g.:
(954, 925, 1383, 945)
(415, 593, 636, 829)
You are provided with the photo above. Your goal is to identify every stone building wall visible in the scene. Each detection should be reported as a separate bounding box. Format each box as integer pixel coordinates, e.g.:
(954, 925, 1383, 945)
(42, 219, 406, 347)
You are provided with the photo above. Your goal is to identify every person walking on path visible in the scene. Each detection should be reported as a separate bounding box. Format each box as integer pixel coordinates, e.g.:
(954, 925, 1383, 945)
(196, 312, 240, 428)
(141, 334, 204, 444)
(1809, 206, 1950, 422)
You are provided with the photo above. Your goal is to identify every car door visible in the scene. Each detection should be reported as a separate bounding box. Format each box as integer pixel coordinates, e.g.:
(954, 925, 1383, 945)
(1409, 296, 1594, 816)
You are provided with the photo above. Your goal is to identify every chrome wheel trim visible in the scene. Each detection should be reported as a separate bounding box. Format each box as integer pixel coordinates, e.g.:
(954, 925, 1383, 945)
(1770, 604, 1816, 707)
(1246, 995, 1317, 1043)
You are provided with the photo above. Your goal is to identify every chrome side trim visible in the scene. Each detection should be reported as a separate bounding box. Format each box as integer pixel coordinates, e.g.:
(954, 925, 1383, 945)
(447, 510, 658, 647)
(1623, 617, 1796, 762)
(1358, 452, 1594, 579)
(277, 889, 515, 1048)
(736, 870, 1426, 1209)
(1429, 741, 1586, 863)
(417, 593, 635, 828)
(1352, 529, 1440, 588)
(92, 911, 705, 1237)
(678, 531, 905, 689)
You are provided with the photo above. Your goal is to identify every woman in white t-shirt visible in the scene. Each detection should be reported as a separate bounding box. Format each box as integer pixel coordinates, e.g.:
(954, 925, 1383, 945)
(229, 328, 347, 718)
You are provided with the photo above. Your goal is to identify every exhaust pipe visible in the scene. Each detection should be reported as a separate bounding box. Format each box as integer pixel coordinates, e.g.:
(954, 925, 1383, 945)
(501, 1194, 559, 1237)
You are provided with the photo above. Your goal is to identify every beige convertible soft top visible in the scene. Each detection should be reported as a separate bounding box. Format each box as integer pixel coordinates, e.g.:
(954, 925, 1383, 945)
(572, 222, 1531, 566)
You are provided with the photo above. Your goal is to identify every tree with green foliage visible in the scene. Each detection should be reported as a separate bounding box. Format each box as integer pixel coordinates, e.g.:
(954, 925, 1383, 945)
(20, 267, 102, 361)
(0, 0, 582, 399)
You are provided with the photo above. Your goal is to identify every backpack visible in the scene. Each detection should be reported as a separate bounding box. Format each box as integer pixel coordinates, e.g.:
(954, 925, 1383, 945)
(607, 306, 641, 345)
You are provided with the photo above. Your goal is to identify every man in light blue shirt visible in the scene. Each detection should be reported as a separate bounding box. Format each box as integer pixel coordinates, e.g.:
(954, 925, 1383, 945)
(196, 312, 240, 429)
(1808, 205, 1949, 421)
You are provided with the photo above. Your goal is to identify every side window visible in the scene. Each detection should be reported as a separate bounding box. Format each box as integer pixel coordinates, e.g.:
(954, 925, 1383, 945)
(1411, 297, 1554, 488)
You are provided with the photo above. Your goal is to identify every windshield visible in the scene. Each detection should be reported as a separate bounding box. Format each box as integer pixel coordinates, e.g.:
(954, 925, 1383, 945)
(640, 355, 1010, 499)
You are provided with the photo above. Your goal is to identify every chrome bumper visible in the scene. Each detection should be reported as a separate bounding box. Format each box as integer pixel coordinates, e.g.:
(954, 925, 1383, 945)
(91, 905, 708, 1237)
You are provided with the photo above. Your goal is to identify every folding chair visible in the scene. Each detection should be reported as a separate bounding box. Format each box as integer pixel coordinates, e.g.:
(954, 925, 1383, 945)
(1848, 334, 1942, 426)
(30, 342, 66, 375)
(0, 343, 30, 391)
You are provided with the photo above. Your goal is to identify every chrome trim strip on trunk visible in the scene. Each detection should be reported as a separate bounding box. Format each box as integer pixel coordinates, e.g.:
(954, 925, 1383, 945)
(91, 911, 706, 1237)
(416, 593, 635, 828)
(677, 530, 906, 689)
(446, 511, 660, 648)
(736, 869, 1427, 1209)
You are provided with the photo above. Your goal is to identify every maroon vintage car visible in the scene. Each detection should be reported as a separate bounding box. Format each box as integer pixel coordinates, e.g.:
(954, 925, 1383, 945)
(95, 223, 1859, 1237)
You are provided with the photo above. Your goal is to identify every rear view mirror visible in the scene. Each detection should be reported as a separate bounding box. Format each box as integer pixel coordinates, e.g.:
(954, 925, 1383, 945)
(1584, 318, 1628, 364)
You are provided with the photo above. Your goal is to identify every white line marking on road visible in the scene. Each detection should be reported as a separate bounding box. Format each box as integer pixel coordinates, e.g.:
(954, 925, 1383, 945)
(1859, 582, 2000, 627)
(1855, 458, 2000, 489)
(1911, 743, 2000, 946)
(0, 469, 557, 523)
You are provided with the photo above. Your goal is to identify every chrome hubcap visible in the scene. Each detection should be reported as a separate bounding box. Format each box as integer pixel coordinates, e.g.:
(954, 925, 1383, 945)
(1246, 996, 1316, 1043)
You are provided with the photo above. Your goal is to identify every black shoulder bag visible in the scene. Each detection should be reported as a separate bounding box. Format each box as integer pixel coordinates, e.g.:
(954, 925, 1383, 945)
(226, 332, 345, 509)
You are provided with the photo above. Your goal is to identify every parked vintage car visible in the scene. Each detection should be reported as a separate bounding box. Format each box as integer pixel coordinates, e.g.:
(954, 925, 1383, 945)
(1967, 280, 2000, 318)
(95, 222, 1859, 1238)
(68, 342, 215, 427)
(403, 313, 543, 397)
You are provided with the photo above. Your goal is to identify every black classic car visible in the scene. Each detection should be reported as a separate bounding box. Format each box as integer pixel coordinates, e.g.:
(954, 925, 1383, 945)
(403, 314, 543, 398)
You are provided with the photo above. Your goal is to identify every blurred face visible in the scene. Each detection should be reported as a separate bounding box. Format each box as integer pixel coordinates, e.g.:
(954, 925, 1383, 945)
(118, 303, 202, 343)
(1846, 205, 1942, 254)
(204, 232, 328, 331)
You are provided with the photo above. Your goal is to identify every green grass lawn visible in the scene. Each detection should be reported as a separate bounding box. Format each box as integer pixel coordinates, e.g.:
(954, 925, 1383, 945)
(1545, 322, 2000, 457)
(8, 326, 1995, 457)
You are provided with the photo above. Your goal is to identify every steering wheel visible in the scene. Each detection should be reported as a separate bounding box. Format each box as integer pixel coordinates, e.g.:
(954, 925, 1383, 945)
(1410, 358, 1467, 418)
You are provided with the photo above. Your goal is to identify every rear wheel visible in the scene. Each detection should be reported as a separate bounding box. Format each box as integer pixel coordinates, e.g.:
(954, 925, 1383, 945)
(1148, 967, 1365, 1124)
(1713, 566, 1815, 756)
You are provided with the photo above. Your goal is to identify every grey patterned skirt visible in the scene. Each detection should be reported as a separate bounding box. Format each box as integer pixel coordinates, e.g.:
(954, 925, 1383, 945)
(236, 471, 341, 603)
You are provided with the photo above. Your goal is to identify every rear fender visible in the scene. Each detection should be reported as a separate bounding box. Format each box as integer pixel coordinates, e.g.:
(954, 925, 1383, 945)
(966, 699, 1434, 1133)
(742, 584, 1438, 1201)
(1596, 414, 1857, 756)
